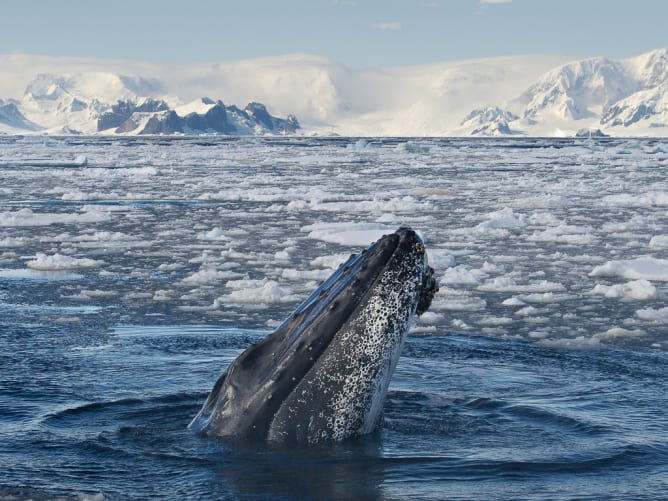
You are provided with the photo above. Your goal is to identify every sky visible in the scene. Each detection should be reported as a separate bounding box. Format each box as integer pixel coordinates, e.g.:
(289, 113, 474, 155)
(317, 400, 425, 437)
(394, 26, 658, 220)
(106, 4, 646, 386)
(2, 0, 667, 67)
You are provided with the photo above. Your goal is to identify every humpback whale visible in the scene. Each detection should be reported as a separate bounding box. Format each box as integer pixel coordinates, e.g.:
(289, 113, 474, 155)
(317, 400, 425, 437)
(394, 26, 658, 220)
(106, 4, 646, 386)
(189, 227, 438, 445)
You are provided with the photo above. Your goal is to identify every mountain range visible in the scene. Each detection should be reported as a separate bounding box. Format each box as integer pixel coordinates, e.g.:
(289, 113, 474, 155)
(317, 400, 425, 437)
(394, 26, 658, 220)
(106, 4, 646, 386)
(0, 49, 667, 136)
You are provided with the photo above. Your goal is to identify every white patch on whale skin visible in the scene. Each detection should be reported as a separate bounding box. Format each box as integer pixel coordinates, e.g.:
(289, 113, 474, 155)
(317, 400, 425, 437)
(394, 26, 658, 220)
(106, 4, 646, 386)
(270, 244, 425, 444)
(328, 280, 415, 440)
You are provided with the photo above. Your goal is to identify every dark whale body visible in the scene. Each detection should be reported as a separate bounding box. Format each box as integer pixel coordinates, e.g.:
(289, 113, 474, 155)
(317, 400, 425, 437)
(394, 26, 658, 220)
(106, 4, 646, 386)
(189, 227, 438, 445)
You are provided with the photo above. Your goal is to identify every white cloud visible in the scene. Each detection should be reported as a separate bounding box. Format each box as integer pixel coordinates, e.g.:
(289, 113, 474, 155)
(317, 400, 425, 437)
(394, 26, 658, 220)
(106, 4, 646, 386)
(377, 21, 401, 31)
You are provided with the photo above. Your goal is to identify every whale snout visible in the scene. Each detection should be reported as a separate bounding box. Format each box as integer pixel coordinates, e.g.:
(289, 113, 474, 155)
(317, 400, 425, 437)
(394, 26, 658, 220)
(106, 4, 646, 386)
(416, 265, 438, 316)
(393, 227, 439, 316)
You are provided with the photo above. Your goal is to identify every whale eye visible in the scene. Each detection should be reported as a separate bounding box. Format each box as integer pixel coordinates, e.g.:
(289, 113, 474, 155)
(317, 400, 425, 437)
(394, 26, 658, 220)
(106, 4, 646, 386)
(415, 243, 425, 255)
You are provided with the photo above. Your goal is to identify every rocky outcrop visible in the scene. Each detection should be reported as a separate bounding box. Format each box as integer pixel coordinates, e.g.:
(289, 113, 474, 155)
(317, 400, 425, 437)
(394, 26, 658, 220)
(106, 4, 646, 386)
(95, 97, 299, 135)
(97, 99, 170, 132)
(461, 107, 522, 136)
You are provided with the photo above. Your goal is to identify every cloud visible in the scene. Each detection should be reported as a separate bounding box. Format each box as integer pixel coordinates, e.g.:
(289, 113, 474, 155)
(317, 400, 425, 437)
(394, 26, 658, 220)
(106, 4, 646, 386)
(480, 0, 512, 3)
(377, 21, 401, 31)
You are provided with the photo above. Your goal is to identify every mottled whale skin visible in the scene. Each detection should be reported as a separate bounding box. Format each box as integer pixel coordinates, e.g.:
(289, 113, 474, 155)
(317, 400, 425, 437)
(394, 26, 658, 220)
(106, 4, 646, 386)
(189, 227, 438, 445)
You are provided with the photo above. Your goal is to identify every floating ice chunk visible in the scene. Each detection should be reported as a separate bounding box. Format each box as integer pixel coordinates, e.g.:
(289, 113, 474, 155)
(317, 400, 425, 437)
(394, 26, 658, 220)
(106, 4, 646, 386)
(538, 336, 602, 349)
(219, 278, 300, 304)
(595, 327, 646, 340)
(479, 276, 566, 293)
(347, 139, 378, 150)
(451, 319, 472, 330)
(395, 141, 430, 153)
(286, 199, 310, 211)
(481, 261, 503, 273)
(517, 292, 574, 303)
(478, 315, 514, 326)
(182, 268, 242, 285)
(310, 253, 350, 270)
(74, 155, 88, 166)
(416, 311, 444, 324)
(311, 196, 431, 214)
(153, 290, 174, 301)
(514, 195, 570, 209)
(528, 212, 562, 226)
(0, 207, 111, 227)
(410, 311, 445, 334)
(635, 306, 668, 323)
(274, 250, 292, 261)
(61, 190, 123, 201)
(198, 228, 228, 241)
(480, 276, 518, 291)
(590, 257, 668, 281)
(502, 297, 526, 306)
(603, 215, 656, 233)
(0, 236, 30, 247)
(78, 289, 116, 297)
(427, 249, 456, 269)
(26, 253, 103, 270)
(73, 231, 130, 242)
(65, 289, 117, 301)
(301, 222, 395, 246)
(123, 292, 153, 301)
(477, 207, 526, 230)
(220, 248, 248, 260)
(71, 230, 148, 249)
(649, 236, 668, 248)
(515, 306, 543, 316)
(442, 265, 486, 285)
(430, 295, 487, 312)
(591, 279, 659, 301)
(602, 192, 668, 207)
(0, 268, 82, 281)
(158, 263, 184, 272)
(281, 268, 330, 281)
(528, 224, 596, 245)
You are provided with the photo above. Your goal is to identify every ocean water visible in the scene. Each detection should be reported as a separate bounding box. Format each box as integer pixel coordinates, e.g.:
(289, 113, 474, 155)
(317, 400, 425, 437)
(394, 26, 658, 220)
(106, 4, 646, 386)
(1, 136, 668, 500)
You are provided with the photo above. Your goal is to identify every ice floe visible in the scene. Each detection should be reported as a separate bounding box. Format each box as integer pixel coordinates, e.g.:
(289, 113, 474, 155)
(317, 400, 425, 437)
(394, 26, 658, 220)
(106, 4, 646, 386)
(26, 253, 103, 270)
(301, 222, 395, 246)
(590, 257, 668, 281)
(591, 279, 659, 301)
(218, 278, 300, 305)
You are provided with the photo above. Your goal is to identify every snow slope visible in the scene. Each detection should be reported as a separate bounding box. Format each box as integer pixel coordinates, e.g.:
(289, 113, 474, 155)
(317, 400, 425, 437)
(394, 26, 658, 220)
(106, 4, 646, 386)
(0, 50, 667, 136)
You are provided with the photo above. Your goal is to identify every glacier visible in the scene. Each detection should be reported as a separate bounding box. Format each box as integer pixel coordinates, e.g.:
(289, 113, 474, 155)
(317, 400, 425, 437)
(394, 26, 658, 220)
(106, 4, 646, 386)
(0, 49, 667, 136)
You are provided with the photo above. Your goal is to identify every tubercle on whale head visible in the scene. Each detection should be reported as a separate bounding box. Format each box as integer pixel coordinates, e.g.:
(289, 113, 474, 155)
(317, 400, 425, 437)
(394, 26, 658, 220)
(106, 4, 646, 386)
(386, 226, 438, 317)
(416, 264, 438, 316)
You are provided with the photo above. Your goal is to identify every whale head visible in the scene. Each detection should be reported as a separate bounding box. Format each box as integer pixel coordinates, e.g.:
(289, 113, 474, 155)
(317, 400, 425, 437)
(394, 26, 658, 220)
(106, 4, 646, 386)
(189, 227, 438, 445)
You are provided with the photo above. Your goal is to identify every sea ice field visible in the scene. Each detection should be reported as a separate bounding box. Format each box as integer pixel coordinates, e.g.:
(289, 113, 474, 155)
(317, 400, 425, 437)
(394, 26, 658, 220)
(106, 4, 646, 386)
(1, 135, 668, 500)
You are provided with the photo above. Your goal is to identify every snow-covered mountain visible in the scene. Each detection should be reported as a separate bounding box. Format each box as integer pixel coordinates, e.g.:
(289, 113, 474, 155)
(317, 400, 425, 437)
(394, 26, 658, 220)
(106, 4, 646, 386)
(460, 107, 522, 136)
(0, 49, 667, 136)
(0, 99, 40, 132)
(0, 71, 300, 135)
(472, 48, 668, 136)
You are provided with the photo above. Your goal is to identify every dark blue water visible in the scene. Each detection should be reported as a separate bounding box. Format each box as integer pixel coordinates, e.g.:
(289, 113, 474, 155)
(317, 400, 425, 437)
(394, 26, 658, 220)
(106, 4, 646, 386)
(1, 321, 667, 500)
(2, 136, 668, 499)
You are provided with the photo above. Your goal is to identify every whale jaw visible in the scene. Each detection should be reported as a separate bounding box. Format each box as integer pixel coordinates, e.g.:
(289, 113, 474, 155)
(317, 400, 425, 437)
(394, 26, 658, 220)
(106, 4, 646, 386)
(190, 227, 437, 445)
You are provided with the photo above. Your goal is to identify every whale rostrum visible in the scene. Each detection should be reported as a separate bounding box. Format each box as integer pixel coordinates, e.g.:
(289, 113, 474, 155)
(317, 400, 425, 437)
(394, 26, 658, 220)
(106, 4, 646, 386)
(189, 227, 438, 445)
